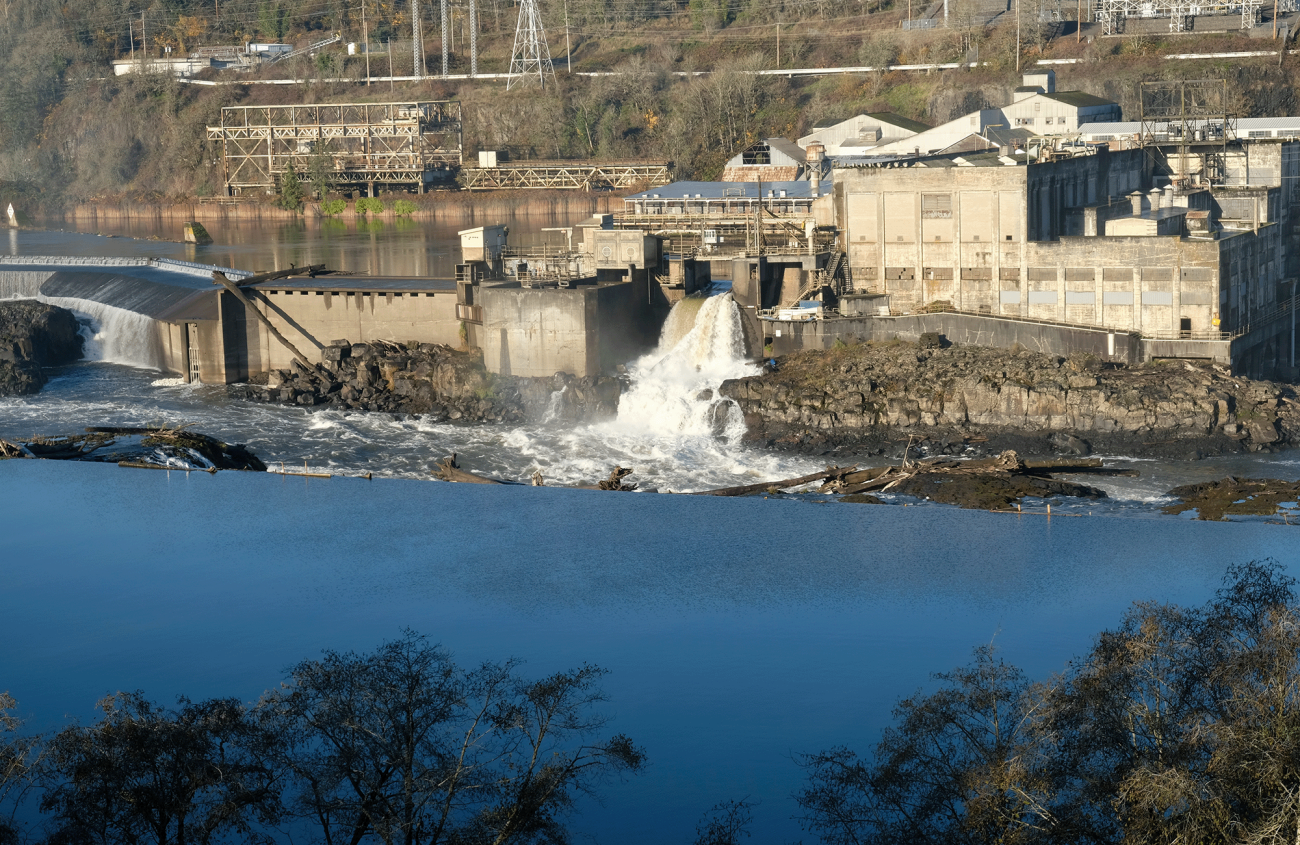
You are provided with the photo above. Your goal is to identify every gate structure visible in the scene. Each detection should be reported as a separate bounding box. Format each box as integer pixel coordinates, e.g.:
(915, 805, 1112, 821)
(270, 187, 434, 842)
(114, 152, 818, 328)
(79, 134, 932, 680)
(207, 101, 463, 195)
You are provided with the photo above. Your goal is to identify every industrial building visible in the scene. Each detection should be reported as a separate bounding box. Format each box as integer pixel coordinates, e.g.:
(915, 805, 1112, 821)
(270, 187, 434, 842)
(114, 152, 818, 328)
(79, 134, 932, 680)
(781, 77, 1300, 379)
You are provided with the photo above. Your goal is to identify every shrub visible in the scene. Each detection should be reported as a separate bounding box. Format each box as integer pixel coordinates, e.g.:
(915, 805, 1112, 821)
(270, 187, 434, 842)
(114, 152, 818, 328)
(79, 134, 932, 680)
(276, 167, 304, 212)
(355, 197, 385, 215)
(393, 199, 417, 216)
(320, 199, 346, 216)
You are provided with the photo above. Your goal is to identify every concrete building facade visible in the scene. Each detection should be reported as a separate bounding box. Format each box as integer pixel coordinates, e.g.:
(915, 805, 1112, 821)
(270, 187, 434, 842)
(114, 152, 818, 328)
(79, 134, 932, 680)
(832, 140, 1299, 371)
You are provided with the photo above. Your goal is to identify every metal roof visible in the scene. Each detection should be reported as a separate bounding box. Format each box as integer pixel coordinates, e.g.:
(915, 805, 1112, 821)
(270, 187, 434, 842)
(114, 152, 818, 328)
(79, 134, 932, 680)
(1079, 116, 1300, 139)
(762, 137, 808, 165)
(250, 277, 456, 292)
(866, 112, 932, 133)
(1044, 91, 1117, 108)
(625, 180, 830, 200)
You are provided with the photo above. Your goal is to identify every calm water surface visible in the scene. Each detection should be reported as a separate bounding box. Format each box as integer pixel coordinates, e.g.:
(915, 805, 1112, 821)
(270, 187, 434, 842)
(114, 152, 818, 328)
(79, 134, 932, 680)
(2, 221, 1300, 843)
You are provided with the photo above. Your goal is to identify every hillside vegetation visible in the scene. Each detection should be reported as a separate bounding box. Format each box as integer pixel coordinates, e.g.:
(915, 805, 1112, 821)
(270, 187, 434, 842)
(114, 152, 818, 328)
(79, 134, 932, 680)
(1, 0, 1299, 211)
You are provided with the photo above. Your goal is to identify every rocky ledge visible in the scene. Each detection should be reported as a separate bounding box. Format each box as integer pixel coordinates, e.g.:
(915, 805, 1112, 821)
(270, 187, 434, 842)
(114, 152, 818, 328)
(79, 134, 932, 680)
(720, 338, 1300, 459)
(242, 340, 622, 424)
(0, 300, 84, 396)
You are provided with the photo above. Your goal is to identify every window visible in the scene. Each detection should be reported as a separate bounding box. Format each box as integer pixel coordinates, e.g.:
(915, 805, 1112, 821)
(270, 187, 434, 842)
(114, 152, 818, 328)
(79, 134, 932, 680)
(921, 193, 952, 219)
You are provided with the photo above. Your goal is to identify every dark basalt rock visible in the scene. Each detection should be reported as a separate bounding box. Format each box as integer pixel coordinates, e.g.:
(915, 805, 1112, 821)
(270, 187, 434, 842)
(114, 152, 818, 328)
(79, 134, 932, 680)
(1163, 476, 1300, 521)
(720, 341, 1300, 460)
(244, 341, 622, 425)
(0, 300, 84, 396)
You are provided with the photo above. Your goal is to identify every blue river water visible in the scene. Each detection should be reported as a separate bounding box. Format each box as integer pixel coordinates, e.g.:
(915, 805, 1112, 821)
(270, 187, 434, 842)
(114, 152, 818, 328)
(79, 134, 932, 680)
(3, 220, 1300, 843)
(2, 458, 1296, 844)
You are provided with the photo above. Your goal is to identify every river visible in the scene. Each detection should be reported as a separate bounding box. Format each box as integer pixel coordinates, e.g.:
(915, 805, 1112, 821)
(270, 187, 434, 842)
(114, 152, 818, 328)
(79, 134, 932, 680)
(2, 217, 1300, 844)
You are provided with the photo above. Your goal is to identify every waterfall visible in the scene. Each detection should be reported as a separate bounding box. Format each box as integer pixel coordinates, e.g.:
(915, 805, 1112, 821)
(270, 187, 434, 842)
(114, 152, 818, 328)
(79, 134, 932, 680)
(612, 292, 755, 440)
(38, 295, 167, 371)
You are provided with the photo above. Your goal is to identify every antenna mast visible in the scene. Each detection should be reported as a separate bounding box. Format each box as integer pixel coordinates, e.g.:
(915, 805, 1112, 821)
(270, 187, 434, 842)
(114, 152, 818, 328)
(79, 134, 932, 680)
(507, 0, 556, 90)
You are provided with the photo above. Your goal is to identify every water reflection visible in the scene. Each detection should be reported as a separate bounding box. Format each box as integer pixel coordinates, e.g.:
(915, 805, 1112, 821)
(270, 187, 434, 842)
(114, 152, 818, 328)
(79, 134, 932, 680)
(33, 212, 586, 277)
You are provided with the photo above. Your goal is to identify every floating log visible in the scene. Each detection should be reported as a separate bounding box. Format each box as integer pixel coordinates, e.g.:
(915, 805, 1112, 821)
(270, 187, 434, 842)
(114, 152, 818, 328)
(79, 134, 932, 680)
(695, 465, 857, 497)
(118, 460, 217, 474)
(432, 454, 504, 484)
(211, 264, 327, 289)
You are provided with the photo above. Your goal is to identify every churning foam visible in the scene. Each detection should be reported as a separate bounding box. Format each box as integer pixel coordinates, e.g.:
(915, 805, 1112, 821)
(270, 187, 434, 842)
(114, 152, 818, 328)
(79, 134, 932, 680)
(611, 292, 756, 439)
(39, 295, 167, 371)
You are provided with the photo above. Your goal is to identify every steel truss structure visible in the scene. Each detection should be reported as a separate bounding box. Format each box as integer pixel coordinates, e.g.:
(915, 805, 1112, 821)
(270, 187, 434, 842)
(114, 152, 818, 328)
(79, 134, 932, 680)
(207, 102, 462, 195)
(507, 0, 556, 89)
(1094, 0, 1288, 33)
(1139, 79, 1235, 187)
(460, 161, 670, 190)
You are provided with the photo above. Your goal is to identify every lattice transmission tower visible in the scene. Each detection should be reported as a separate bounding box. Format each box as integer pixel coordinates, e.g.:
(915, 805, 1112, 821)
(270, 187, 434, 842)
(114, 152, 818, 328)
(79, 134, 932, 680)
(412, 0, 425, 79)
(507, 0, 556, 90)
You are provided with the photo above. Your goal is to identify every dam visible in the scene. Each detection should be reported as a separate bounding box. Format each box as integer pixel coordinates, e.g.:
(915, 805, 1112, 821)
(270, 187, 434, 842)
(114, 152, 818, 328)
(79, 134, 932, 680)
(0, 223, 679, 383)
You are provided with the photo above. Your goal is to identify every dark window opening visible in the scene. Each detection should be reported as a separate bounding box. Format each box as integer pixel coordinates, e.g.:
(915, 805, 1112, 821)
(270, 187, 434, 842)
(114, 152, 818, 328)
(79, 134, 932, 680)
(742, 144, 772, 165)
(1180, 317, 1192, 338)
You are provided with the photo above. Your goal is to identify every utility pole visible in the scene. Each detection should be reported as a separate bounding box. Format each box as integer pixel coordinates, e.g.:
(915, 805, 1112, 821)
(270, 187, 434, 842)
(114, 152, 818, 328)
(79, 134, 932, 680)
(1077, 0, 1082, 41)
(776, 21, 780, 68)
(563, 0, 570, 73)
(362, 0, 370, 84)
(388, 37, 393, 89)
(441, 0, 448, 76)
(1015, 0, 1021, 72)
(129, 19, 134, 61)
(142, 12, 147, 60)
(1274, 0, 1279, 38)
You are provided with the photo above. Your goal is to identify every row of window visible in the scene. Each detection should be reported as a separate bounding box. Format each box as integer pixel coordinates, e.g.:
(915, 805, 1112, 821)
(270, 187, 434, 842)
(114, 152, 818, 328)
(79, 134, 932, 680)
(999, 291, 1182, 306)
(1012, 117, 1070, 127)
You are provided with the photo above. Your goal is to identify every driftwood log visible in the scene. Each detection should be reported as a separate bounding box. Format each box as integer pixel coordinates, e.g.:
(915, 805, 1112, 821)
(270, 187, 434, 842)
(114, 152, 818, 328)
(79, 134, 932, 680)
(432, 454, 505, 484)
(695, 466, 858, 497)
(598, 467, 637, 491)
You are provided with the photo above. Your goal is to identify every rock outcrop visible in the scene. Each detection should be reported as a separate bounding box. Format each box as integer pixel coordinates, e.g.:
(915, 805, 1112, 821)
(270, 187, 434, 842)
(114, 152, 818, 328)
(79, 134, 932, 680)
(0, 300, 84, 396)
(720, 341, 1299, 458)
(243, 340, 622, 424)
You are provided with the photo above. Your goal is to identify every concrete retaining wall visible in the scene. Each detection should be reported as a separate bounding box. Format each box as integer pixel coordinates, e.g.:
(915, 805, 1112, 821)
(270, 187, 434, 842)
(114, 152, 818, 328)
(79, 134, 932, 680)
(764, 312, 1142, 363)
(217, 287, 462, 381)
(479, 279, 658, 378)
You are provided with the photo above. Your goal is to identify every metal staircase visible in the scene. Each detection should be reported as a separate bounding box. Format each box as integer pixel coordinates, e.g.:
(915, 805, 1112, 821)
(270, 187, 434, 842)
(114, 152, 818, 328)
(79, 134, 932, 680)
(271, 34, 342, 63)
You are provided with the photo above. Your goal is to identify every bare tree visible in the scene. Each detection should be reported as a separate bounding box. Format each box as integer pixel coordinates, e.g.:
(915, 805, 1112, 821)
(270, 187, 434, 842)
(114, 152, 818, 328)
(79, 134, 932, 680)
(0, 692, 43, 845)
(40, 692, 282, 845)
(261, 630, 644, 845)
(694, 798, 754, 845)
(795, 646, 1062, 845)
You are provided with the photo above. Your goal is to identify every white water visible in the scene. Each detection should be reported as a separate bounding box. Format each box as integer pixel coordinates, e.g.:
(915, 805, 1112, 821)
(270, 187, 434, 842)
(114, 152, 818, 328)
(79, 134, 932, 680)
(0, 291, 821, 492)
(38, 296, 167, 371)
(613, 293, 755, 440)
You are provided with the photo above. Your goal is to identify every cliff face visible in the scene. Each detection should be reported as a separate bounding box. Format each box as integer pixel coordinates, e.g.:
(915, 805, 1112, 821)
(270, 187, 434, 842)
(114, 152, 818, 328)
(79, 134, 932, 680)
(0, 301, 84, 396)
(720, 342, 1298, 458)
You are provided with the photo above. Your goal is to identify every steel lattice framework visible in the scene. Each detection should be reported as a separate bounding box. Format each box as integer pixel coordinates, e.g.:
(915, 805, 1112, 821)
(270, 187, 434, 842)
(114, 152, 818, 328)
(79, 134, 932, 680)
(460, 161, 670, 190)
(412, 0, 425, 78)
(1139, 79, 1234, 186)
(207, 102, 463, 195)
(1094, 0, 1287, 33)
(507, 0, 555, 90)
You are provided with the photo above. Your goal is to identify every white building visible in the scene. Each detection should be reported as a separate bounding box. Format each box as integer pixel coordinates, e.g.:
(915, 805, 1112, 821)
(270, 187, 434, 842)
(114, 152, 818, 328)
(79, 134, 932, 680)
(867, 72, 1121, 156)
(798, 113, 932, 156)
